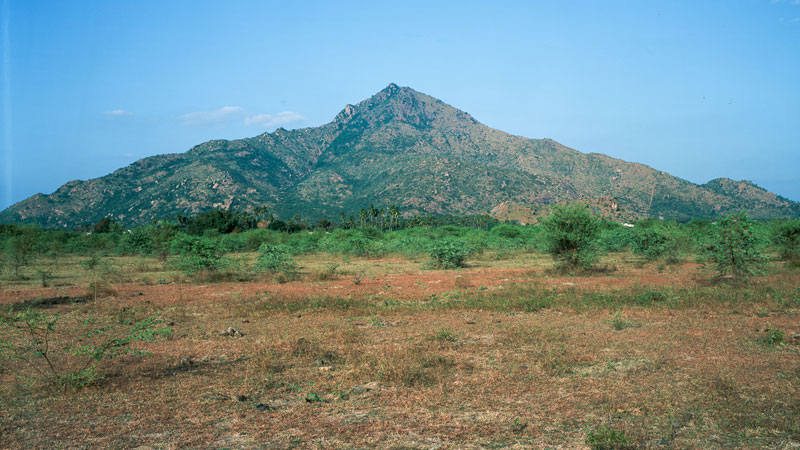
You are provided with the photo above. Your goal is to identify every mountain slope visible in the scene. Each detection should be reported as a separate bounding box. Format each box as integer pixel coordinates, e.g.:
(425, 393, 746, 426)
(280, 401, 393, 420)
(2, 83, 798, 228)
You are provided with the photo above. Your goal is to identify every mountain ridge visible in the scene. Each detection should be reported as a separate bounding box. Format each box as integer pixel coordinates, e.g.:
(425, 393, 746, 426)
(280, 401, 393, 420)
(2, 84, 798, 228)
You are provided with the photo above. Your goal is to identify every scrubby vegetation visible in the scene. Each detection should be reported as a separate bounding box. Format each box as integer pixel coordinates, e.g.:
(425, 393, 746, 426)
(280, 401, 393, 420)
(1, 206, 793, 285)
(705, 211, 768, 281)
(0, 207, 798, 448)
(542, 202, 602, 271)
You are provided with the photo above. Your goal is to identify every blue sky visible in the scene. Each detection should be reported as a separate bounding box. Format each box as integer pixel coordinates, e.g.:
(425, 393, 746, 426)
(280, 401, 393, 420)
(2, 0, 800, 210)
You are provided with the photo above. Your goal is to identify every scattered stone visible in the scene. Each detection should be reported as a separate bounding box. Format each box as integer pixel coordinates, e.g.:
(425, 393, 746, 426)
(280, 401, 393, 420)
(242, 319, 250, 323)
(255, 403, 272, 411)
(179, 357, 193, 367)
(319, 366, 333, 371)
(792, 333, 800, 344)
(219, 327, 244, 337)
(362, 381, 381, 391)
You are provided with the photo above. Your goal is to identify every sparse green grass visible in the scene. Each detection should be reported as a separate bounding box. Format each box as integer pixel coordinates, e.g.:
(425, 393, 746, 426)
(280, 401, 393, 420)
(586, 423, 631, 450)
(760, 327, 784, 346)
(1, 251, 798, 448)
(608, 311, 637, 330)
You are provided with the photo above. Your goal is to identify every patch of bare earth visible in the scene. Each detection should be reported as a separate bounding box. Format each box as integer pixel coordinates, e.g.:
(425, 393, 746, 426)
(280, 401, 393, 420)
(1, 257, 798, 448)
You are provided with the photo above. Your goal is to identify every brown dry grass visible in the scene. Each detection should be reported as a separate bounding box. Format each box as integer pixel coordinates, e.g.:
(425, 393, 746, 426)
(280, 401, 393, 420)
(1, 253, 798, 448)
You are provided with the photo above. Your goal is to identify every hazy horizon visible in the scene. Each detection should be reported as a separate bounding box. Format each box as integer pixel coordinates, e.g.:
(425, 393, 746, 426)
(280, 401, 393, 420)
(2, 0, 800, 210)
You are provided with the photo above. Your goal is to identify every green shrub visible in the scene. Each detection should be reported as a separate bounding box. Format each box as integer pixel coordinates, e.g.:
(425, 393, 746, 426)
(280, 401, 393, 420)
(433, 328, 458, 342)
(118, 226, 154, 255)
(707, 212, 767, 280)
(382, 234, 432, 258)
(598, 224, 634, 253)
(608, 311, 636, 330)
(761, 328, 784, 346)
(632, 222, 685, 263)
(490, 224, 523, 240)
(256, 244, 298, 275)
(0, 307, 172, 389)
(542, 203, 602, 271)
(185, 209, 257, 235)
(2, 227, 39, 279)
(771, 219, 800, 263)
(283, 231, 321, 255)
(429, 238, 477, 269)
(170, 234, 230, 275)
(239, 228, 283, 251)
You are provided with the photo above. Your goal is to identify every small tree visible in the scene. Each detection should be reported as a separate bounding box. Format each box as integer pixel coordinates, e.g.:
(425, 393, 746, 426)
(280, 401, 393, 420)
(0, 307, 172, 388)
(82, 255, 103, 302)
(771, 218, 800, 265)
(542, 202, 602, 271)
(429, 238, 476, 269)
(255, 244, 298, 275)
(707, 212, 767, 280)
(170, 235, 229, 275)
(632, 222, 685, 264)
(93, 217, 122, 234)
(2, 228, 39, 279)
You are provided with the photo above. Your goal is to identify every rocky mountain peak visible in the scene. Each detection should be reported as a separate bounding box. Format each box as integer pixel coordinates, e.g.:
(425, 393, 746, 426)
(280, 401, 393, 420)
(2, 85, 798, 228)
(333, 104, 357, 124)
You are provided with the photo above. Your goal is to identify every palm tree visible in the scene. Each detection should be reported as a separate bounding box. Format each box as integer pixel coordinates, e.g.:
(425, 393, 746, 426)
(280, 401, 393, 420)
(368, 204, 378, 228)
(253, 205, 269, 221)
(359, 209, 367, 228)
(388, 205, 400, 231)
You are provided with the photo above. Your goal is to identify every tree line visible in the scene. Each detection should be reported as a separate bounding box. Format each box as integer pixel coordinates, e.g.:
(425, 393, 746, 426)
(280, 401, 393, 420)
(2, 204, 799, 284)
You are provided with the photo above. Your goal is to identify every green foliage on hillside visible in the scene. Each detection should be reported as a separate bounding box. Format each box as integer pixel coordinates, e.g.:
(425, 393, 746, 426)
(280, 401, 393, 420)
(2, 84, 798, 229)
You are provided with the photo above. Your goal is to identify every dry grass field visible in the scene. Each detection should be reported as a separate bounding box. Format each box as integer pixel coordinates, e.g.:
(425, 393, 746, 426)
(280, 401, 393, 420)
(1, 251, 798, 449)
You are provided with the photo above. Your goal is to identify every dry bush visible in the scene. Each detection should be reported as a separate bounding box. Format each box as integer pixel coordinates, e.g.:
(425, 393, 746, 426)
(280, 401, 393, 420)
(306, 264, 340, 282)
(454, 275, 472, 289)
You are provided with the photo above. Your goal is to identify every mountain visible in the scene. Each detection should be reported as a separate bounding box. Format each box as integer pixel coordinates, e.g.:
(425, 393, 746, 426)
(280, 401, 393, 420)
(2, 83, 798, 228)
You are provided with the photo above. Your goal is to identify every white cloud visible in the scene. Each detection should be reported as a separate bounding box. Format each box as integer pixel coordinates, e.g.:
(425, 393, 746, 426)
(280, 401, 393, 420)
(180, 106, 245, 125)
(244, 111, 305, 128)
(104, 109, 133, 116)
